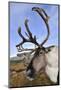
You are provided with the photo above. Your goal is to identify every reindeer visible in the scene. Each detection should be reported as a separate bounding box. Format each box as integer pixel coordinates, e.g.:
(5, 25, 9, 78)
(16, 7, 59, 83)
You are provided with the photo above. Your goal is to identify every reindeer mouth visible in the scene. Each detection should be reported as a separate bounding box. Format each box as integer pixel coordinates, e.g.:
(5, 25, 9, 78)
(26, 76, 34, 81)
(24, 69, 35, 81)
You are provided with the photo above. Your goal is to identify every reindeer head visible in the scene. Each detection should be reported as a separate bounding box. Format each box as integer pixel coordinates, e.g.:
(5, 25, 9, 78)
(16, 7, 50, 80)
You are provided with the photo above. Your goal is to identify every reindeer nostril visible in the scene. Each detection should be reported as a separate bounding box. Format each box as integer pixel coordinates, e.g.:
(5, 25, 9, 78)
(26, 70, 31, 75)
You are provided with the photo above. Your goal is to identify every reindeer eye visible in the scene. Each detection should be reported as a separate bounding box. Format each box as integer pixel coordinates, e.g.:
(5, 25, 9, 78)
(46, 49, 51, 53)
(48, 49, 51, 51)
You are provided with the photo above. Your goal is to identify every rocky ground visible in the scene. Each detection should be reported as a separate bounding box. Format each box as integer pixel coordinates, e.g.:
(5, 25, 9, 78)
(9, 60, 57, 88)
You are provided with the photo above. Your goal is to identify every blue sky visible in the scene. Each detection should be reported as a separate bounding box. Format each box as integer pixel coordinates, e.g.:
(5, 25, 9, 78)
(10, 3, 59, 57)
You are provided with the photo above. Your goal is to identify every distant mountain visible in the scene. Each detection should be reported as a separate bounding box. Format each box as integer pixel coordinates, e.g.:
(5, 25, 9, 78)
(10, 56, 25, 61)
(10, 52, 34, 61)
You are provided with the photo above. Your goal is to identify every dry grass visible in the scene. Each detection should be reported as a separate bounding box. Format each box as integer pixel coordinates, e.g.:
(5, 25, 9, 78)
(9, 60, 57, 88)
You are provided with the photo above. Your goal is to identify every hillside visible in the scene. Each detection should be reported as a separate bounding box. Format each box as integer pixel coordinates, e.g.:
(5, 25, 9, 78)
(9, 57, 57, 88)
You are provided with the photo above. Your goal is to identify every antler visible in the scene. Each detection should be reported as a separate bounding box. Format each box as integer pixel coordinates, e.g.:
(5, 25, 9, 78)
(16, 19, 40, 52)
(32, 7, 50, 46)
(16, 7, 50, 53)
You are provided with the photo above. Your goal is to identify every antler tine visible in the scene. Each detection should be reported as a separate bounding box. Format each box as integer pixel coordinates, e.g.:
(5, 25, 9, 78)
(32, 7, 49, 22)
(16, 27, 28, 48)
(18, 27, 26, 40)
(32, 7, 50, 46)
(24, 19, 40, 46)
(25, 19, 32, 38)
